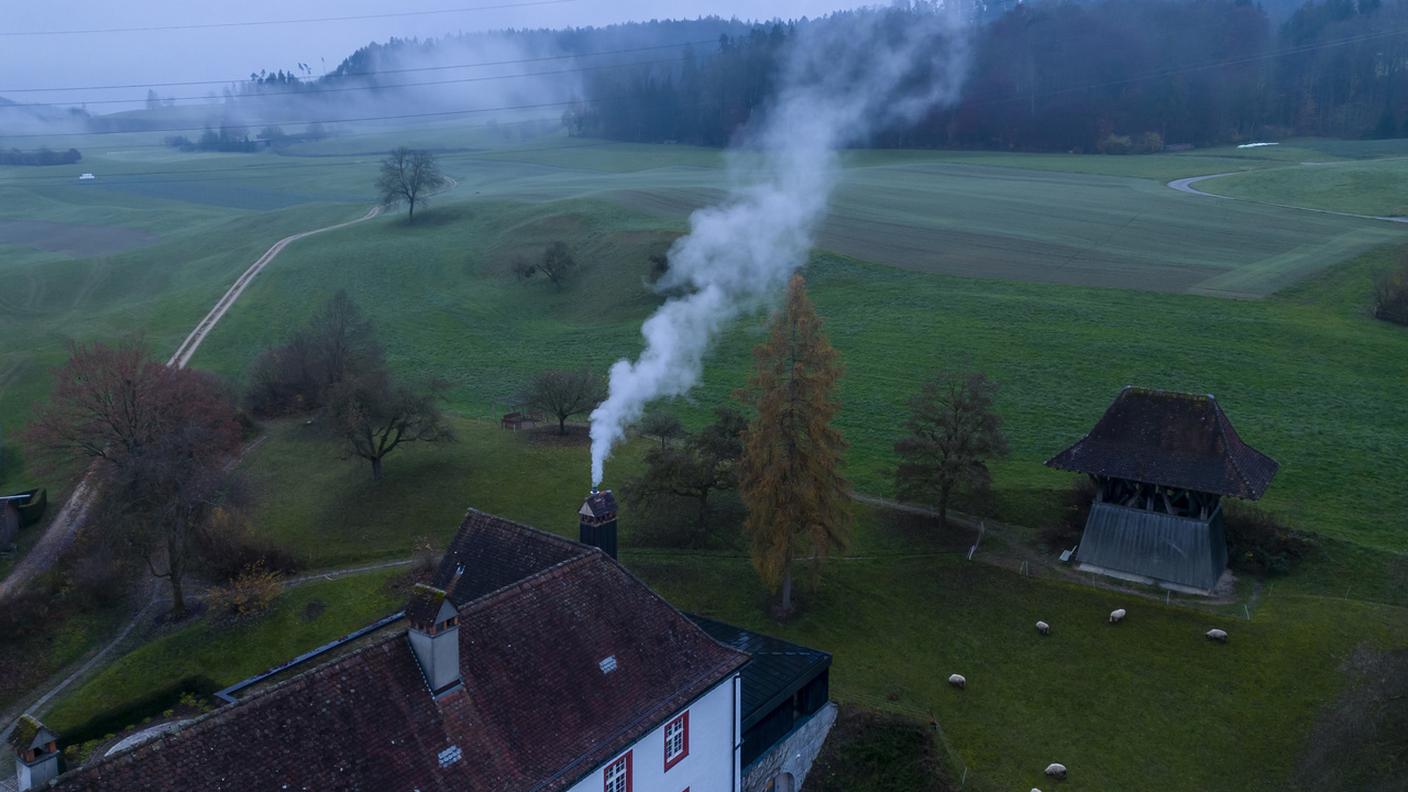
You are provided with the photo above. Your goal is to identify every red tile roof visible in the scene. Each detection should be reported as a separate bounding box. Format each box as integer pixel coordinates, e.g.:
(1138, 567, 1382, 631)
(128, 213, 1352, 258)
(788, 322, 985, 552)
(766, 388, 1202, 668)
(1045, 387, 1279, 499)
(54, 513, 747, 792)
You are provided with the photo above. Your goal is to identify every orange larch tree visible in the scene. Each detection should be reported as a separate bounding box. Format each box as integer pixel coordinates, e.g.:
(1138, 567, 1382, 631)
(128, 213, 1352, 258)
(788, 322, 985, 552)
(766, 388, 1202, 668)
(737, 274, 850, 616)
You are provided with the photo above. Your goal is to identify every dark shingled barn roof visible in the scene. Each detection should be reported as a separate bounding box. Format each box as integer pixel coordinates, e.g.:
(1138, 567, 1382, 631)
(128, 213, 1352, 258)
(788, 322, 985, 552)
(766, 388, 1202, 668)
(53, 510, 747, 792)
(1046, 387, 1279, 500)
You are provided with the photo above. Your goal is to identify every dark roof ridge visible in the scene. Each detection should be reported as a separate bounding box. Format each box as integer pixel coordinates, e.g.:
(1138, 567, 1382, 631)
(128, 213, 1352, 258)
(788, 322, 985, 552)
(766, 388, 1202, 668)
(453, 550, 603, 618)
(1212, 405, 1256, 498)
(459, 506, 590, 556)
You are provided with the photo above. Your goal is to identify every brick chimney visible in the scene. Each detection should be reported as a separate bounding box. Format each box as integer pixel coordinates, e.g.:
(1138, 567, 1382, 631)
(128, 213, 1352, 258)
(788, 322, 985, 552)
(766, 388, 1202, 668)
(579, 489, 619, 559)
(10, 714, 60, 791)
(406, 583, 463, 697)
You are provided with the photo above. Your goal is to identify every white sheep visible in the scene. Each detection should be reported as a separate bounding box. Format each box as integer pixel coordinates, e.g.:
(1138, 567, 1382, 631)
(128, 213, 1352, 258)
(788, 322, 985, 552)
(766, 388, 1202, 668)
(1108, 608, 1127, 624)
(947, 673, 966, 689)
(1206, 628, 1229, 643)
(1045, 762, 1068, 780)
(1035, 620, 1051, 635)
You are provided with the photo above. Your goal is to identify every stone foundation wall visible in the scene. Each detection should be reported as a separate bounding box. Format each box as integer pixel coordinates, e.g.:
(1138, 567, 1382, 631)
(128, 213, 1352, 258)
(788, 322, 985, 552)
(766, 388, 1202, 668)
(742, 702, 838, 792)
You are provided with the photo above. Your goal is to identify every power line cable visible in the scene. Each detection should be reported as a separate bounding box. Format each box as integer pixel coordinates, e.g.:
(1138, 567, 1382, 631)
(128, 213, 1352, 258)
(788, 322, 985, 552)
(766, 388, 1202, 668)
(2, 24, 1402, 147)
(3, 56, 691, 109)
(0, 0, 577, 37)
(0, 39, 718, 94)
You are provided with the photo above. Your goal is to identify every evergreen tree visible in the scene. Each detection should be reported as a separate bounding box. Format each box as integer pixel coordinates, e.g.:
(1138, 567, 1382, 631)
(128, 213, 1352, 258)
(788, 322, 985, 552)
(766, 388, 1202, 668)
(738, 274, 850, 616)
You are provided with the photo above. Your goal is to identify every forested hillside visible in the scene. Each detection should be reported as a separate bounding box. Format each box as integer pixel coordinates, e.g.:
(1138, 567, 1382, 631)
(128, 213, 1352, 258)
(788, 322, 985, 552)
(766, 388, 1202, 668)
(567, 0, 1408, 150)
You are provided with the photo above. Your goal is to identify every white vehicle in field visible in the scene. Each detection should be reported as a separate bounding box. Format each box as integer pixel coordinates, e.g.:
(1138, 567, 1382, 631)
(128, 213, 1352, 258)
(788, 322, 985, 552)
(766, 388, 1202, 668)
(78, 172, 96, 181)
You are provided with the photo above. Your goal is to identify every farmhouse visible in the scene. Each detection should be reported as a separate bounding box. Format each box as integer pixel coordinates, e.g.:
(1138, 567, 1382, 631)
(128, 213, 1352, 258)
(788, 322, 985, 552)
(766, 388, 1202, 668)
(1046, 387, 1279, 593)
(19, 498, 835, 792)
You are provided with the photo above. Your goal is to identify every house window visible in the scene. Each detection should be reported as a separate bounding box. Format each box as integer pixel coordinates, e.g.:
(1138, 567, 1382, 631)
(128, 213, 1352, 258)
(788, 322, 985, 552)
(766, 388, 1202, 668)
(604, 751, 631, 792)
(664, 711, 689, 770)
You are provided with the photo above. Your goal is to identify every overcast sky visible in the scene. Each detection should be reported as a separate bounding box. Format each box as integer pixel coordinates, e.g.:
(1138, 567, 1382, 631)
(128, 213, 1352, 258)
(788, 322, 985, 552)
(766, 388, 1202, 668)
(3, 0, 864, 110)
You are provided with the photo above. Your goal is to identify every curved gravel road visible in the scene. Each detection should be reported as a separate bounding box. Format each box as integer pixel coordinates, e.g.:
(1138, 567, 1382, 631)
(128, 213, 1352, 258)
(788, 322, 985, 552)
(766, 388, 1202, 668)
(1168, 171, 1408, 224)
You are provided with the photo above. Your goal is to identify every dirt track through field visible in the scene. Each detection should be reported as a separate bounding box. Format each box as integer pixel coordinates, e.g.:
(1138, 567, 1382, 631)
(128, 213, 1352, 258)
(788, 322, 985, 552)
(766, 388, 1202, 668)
(0, 202, 393, 604)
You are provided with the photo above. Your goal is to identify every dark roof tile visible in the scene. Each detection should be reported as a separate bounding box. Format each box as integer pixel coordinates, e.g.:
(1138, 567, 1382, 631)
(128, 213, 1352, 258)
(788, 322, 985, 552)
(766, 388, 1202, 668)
(55, 514, 747, 792)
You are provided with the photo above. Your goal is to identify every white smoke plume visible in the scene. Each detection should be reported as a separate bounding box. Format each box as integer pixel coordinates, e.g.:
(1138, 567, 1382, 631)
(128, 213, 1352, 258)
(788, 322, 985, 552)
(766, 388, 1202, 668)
(589, 3, 971, 487)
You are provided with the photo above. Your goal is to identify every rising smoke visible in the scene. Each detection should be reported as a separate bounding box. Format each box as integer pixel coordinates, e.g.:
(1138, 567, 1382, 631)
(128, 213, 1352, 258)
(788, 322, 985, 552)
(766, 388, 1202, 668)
(589, 3, 971, 487)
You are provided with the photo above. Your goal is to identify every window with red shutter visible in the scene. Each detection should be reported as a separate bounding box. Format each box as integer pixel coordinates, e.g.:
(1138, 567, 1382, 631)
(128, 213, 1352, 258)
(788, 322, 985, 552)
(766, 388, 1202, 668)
(664, 711, 689, 771)
(603, 751, 631, 792)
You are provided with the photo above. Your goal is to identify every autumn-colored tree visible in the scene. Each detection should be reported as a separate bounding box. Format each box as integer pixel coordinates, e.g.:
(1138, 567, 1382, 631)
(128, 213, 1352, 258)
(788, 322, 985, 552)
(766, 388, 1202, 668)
(894, 371, 1009, 527)
(737, 274, 850, 616)
(24, 340, 243, 616)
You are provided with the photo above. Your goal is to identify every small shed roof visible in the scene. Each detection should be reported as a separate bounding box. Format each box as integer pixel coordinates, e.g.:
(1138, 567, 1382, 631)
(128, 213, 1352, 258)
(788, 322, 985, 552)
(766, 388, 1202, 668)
(1046, 387, 1279, 499)
(8, 714, 55, 751)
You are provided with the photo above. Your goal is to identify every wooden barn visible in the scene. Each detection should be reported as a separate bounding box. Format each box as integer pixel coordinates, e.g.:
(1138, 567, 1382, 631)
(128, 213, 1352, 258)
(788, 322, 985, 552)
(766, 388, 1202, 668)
(1046, 387, 1279, 594)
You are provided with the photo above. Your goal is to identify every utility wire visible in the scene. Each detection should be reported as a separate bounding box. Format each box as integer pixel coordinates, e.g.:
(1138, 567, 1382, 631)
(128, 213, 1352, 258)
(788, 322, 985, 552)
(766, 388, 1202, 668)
(0, 39, 718, 94)
(0, 0, 576, 37)
(0, 98, 595, 139)
(3, 56, 690, 109)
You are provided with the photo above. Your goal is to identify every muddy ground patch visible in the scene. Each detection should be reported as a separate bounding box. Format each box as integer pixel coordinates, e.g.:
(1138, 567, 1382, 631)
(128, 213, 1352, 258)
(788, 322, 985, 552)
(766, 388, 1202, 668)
(0, 219, 157, 257)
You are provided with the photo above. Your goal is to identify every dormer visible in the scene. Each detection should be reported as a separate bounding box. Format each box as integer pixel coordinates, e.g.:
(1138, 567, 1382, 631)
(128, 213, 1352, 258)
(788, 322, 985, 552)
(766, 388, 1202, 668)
(10, 714, 60, 791)
(406, 584, 463, 697)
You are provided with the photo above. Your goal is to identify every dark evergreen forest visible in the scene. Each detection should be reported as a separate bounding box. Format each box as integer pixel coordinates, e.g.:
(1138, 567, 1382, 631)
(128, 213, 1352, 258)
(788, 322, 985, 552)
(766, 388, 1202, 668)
(564, 0, 1408, 151)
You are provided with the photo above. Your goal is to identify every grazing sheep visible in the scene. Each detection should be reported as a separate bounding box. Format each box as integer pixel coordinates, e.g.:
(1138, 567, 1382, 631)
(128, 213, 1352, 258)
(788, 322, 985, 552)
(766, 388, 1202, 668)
(1108, 608, 1127, 624)
(1206, 628, 1229, 643)
(1036, 620, 1051, 635)
(947, 673, 966, 689)
(1045, 762, 1068, 780)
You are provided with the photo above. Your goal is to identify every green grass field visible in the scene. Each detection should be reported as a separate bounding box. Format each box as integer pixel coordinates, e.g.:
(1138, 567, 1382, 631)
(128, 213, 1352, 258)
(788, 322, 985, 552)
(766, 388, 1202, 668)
(1199, 157, 1408, 217)
(37, 414, 1408, 791)
(5, 126, 1408, 790)
(183, 193, 1408, 552)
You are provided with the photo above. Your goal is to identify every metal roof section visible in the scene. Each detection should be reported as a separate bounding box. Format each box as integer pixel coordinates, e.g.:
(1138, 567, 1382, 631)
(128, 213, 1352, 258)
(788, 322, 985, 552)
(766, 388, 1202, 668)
(687, 614, 831, 730)
(1075, 501, 1228, 592)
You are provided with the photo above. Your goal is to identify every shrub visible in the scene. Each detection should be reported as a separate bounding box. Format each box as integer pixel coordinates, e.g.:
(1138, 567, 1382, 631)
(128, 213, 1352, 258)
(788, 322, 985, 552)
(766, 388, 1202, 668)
(1224, 504, 1316, 576)
(1374, 261, 1408, 326)
(1135, 131, 1165, 153)
(194, 507, 299, 581)
(1040, 477, 1096, 552)
(207, 561, 283, 619)
(1097, 133, 1134, 154)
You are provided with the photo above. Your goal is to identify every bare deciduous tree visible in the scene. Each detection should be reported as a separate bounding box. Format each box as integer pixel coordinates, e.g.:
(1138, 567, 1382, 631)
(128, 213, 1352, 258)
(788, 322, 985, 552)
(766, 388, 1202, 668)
(326, 370, 454, 481)
(526, 369, 605, 435)
(376, 147, 446, 222)
(629, 407, 746, 539)
(894, 371, 1009, 528)
(24, 340, 243, 616)
(513, 241, 577, 288)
